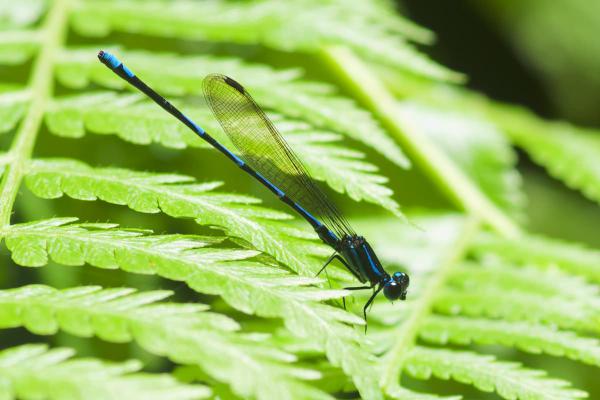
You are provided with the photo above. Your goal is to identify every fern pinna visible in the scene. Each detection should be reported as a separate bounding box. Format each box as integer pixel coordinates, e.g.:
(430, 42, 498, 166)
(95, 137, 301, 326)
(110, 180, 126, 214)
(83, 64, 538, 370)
(1, 1, 600, 399)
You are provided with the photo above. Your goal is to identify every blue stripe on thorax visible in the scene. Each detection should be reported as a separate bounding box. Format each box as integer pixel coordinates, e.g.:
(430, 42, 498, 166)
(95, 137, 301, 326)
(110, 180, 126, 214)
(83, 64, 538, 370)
(362, 244, 382, 277)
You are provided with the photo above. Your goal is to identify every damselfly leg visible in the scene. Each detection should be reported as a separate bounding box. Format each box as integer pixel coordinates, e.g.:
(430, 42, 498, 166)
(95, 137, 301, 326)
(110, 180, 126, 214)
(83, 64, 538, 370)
(363, 285, 384, 332)
(316, 252, 349, 277)
(341, 285, 372, 310)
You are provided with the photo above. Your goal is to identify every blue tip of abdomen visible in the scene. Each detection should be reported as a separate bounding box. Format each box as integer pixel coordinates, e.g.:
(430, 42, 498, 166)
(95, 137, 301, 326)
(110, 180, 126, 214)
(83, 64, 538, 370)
(98, 50, 121, 69)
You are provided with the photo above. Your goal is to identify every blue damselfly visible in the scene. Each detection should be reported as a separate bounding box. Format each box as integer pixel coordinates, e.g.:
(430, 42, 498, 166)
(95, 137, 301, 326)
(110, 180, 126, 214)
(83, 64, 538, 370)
(98, 51, 409, 326)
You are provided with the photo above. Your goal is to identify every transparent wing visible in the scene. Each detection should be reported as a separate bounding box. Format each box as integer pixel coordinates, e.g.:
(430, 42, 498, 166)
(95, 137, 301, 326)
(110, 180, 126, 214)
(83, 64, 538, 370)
(202, 74, 354, 237)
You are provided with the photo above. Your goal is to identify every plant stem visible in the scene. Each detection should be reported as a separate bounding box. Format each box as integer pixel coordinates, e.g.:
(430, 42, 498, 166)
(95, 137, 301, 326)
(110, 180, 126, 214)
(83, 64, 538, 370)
(0, 0, 69, 228)
(321, 46, 521, 238)
(378, 216, 480, 394)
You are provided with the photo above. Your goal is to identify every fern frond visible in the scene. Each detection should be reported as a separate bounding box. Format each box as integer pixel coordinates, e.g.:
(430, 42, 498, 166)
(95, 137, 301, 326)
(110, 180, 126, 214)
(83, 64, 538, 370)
(490, 103, 600, 207)
(434, 288, 598, 333)
(397, 101, 525, 216)
(0, 31, 39, 65)
(0, 90, 28, 134)
(0, 344, 210, 400)
(474, 231, 600, 283)
(421, 315, 600, 367)
(24, 159, 328, 276)
(1, 218, 382, 399)
(340, 0, 435, 45)
(0, 284, 332, 400)
(46, 92, 402, 215)
(356, 217, 479, 399)
(450, 261, 600, 305)
(404, 347, 587, 400)
(322, 47, 520, 237)
(56, 49, 410, 168)
(389, 75, 600, 210)
(69, 0, 458, 81)
(3, 216, 254, 268)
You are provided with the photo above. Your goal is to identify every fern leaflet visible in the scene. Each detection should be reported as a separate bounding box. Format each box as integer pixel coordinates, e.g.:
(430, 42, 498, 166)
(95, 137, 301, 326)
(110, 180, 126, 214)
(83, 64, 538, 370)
(489, 102, 600, 207)
(1, 218, 383, 399)
(434, 288, 598, 333)
(46, 92, 402, 215)
(56, 49, 410, 169)
(0, 90, 28, 134)
(421, 315, 600, 367)
(0, 284, 331, 400)
(404, 347, 586, 400)
(69, 0, 459, 81)
(0, 30, 39, 65)
(0, 344, 210, 400)
(24, 159, 329, 276)
(474, 231, 600, 283)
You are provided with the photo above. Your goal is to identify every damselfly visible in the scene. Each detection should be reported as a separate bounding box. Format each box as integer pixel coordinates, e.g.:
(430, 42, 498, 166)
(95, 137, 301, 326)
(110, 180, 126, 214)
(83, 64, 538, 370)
(98, 51, 409, 325)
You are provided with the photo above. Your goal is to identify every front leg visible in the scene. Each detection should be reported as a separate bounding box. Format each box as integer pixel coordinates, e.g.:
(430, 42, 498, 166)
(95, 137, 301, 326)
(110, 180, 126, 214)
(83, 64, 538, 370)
(362, 285, 383, 333)
(342, 285, 372, 310)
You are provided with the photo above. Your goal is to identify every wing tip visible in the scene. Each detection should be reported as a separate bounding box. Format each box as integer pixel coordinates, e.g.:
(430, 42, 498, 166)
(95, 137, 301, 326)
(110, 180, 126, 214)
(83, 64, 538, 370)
(223, 76, 246, 94)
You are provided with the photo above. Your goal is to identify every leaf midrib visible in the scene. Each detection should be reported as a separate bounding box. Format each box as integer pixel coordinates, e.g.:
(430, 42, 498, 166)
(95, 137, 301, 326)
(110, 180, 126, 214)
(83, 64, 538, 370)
(379, 217, 480, 394)
(0, 0, 70, 227)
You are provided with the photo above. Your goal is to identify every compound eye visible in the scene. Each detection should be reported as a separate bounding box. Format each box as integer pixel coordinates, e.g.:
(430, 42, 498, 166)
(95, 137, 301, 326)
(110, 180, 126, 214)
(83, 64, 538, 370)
(393, 272, 409, 287)
(383, 281, 402, 301)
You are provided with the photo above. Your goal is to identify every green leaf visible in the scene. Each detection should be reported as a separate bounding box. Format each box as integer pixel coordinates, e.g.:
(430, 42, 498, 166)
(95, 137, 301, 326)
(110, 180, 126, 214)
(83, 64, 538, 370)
(1, 0, 598, 398)
(46, 92, 403, 216)
(421, 315, 600, 367)
(489, 103, 600, 207)
(0, 344, 210, 400)
(24, 159, 329, 276)
(382, 72, 600, 211)
(434, 288, 598, 334)
(56, 49, 410, 168)
(1, 218, 381, 399)
(0, 90, 28, 133)
(0, 31, 39, 65)
(449, 261, 600, 306)
(0, 284, 331, 400)
(322, 46, 520, 237)
(405, 347, 587, 400)
(374, 217, 480, 397)
(69, 0, 459, 81)
(396, 101, 525, 217)
(473, 231, 600, 283)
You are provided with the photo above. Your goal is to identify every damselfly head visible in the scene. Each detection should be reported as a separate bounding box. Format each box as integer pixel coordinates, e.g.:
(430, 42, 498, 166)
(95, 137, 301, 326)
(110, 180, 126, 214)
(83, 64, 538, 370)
(383, 271, 409, 301)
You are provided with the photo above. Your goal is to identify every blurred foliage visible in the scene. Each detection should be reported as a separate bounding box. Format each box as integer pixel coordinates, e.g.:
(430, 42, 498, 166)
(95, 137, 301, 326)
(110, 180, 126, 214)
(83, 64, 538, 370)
(0, 0, 599, 399)
(472, 0, 600, 124)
